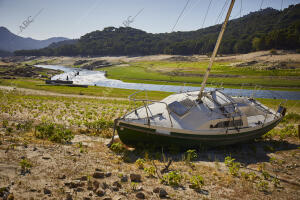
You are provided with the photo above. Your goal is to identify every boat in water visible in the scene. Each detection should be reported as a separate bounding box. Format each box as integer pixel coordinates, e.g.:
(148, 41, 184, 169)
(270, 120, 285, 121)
(111, 0, 286, 148)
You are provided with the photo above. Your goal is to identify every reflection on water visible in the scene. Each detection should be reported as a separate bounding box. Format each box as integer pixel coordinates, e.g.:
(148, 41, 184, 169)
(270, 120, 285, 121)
(36, 65, 300, 100)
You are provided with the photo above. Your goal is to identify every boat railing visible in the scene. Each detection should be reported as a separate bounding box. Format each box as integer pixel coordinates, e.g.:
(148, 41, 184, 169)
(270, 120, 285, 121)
(127, 90, 173, 127)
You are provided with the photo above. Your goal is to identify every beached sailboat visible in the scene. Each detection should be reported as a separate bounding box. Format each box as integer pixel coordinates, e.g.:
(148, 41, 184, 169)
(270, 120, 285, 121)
(112, 0, 286, 148)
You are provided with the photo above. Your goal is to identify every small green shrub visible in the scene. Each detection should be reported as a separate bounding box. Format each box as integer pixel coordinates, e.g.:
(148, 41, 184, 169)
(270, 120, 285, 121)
(256, 180, 269, 191)
(131, 182, 138, 191)
(2, 120, 8, 128)
(225, 156, 240, 176)
(185, 149, 197, 163)
(272, 176, 280, 187)
(161, 171, 182, 187)
(35, 122, 74, 143)
(144, 166, 156, 177)
(135, 158, 146, 169)
(189, 175, 204, 190)
(110, 142, 125, 154)
(6, 127, 13, 133)
(20, 159, 32, 170)
(281, 112, 300, 123)
(262, 170, 270, 180)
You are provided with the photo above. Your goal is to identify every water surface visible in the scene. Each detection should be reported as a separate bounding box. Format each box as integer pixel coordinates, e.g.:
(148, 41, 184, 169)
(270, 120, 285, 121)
(36, 65, 300, 100)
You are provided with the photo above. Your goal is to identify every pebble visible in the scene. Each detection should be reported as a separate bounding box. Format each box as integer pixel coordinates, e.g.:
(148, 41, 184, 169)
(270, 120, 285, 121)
(58, 174, 66, 179)
(120, 175, 128, 182)
(136, 192, 145, 199)
(95, 189, 105, 197)
(130, 174, 141, 182)
(101, 182, 109, 190)
(112, 181, 122, 188)
(43, 188, 51, 195)
(65, 193, 72, 200)
(80, 176, 88, 181)
(93, 180, 100, 190)
(105, 172, 112, 177)
(93, 172, 105, 179)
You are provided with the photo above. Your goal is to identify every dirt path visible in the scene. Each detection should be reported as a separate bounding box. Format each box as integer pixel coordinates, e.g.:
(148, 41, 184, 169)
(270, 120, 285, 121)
(0, 86, 127, 101)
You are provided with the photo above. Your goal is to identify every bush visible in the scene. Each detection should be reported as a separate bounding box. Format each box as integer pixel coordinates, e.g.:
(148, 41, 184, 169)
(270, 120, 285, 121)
(20, 158, 32, 170)
(225, 156, 240, 176)
(2, 120, 8, 128)
(110, 142, 125, 154)
(189, 175, 204, 190)
(144, 166, 156, 177)
(256, 180, 269, 191)
(161, 171, 182, 187)
(185, 149, 197, 163)
(35, 122, 74, 143)
(135, 158, 145, 169)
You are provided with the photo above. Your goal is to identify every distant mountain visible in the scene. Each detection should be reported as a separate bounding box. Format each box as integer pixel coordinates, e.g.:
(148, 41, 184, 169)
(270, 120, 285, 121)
(15, 4, 300, 56)
(0, 27, 69, 52)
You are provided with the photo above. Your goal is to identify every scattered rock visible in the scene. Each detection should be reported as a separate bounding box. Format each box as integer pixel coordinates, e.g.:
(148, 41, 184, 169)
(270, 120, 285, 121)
(33, 147, 37, 151)
(136, 192, 145, 199)
(87, 182, 93, 191)
(136, 186, 143, 191)
(103, 198, 112, 200)
(42, 156, 50, 160)
(112, 181, 122, 189)
(29, 189, 37, 192)
(93, 180, 100, 190)
(105, 172, 112, 177)
(130, 174, 141, 182)
(83, 198, 91, 200)
(65, 181, 84, 189)
(159, 189, 168, 198)
(58, 174, 66, 179)
(80, 175, 88, 181)
(0, 186, 10, 197)
(75, 187, 84, 192)
(120, 175, 128, 182)
(101, 182, 109, 190)
(93, 172, 105, 179)
(153, 187, 168, 198)
(95, 168, 102, 171)
(95, 189, 105, 197)
(65, 193, 73, 200)
(111, 186, 119, 191)
(43, 188, 51, 195)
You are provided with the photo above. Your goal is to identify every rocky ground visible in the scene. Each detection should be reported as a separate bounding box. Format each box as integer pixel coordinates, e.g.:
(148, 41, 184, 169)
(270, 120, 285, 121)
(0, 87, 299, 200)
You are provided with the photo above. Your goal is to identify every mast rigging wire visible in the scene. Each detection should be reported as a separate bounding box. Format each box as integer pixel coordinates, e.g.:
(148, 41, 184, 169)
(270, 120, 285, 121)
(215, 0, 230, 24)
(260, 0, 264, 10)
(201, 0, 213, 29)
(171, 0, 191, 32)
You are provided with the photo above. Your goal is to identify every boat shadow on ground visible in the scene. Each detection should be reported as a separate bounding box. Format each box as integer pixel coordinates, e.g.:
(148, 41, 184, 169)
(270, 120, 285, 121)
(195, 139, 300, 165)
(127, 138, 299, 166)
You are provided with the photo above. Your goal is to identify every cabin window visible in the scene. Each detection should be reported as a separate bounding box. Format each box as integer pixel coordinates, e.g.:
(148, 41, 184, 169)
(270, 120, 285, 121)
(168, 99, 195, 117)
(211, 119, 243, 128)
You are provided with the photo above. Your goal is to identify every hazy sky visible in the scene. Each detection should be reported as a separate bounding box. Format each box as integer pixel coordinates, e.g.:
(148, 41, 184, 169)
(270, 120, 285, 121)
(1, 0, 299, 40)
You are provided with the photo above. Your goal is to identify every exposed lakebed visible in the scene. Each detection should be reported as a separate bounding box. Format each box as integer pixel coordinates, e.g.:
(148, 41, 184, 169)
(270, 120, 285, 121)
(36, 65, 300, 100)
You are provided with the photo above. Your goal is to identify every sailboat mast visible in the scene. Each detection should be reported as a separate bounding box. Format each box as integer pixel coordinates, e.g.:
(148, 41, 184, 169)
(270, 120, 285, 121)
(198, 0, 235, 99)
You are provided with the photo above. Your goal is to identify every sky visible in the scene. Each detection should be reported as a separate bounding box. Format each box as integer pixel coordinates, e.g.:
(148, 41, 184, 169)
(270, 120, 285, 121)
(0, 0, 299, 40)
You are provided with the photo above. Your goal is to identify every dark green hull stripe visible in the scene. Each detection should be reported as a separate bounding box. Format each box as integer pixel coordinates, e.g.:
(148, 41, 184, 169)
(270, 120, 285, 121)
(117, 119, 281, 147)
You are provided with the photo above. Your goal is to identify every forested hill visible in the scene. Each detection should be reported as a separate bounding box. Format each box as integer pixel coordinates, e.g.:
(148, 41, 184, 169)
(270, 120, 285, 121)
(15, 4, 300, 56)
